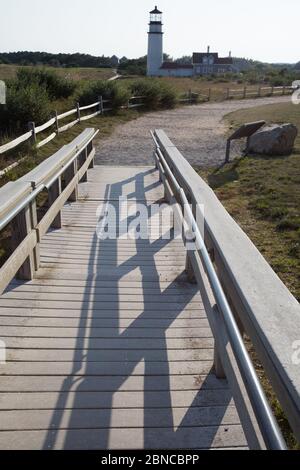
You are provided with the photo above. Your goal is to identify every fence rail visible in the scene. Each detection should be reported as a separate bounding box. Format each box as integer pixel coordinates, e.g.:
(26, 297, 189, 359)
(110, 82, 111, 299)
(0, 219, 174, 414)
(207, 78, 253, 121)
(152, 129, 300, 448)
(0, 84, 295, 158)
(225, 85, 294, 100)
(0, 95, 145, 156)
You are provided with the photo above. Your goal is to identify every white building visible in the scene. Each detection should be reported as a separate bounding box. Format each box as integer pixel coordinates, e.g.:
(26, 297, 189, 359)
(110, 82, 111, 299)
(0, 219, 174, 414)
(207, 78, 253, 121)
(147, 7, 234, 77)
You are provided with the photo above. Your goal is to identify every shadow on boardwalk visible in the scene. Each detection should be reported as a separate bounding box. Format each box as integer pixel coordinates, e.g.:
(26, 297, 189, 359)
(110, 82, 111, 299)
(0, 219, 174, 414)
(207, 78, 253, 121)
(41, 168, 231, 449)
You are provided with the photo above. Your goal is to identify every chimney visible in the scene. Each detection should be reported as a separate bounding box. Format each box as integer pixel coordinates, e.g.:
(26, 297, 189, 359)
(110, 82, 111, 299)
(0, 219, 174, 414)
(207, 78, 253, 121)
(207, 45, 210, 54)
(229, 51, 232, 58)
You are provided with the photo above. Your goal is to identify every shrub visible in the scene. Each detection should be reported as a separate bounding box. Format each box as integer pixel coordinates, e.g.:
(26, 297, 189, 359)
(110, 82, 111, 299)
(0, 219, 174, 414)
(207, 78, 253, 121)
(130, 79, 177, 110)
(0, 81, 51, 133)
(159, 82, 177, 108)
(130, 79, 161, 109)
(76, 80, 130, 110)
(16, 68, 76, 99)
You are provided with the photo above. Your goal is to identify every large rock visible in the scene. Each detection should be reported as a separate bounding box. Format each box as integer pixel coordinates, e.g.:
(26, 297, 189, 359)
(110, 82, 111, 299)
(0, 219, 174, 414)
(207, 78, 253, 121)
(248, 123, 298, 155)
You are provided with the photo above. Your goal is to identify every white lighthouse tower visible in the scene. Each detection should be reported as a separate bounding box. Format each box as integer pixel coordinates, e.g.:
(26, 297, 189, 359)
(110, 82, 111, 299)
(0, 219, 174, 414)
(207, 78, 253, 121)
(147, 6, 163, 76)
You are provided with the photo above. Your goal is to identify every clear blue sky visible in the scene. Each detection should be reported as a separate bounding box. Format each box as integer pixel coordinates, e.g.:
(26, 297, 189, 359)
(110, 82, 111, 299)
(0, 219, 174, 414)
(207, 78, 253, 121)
(1, 0, 299, 63)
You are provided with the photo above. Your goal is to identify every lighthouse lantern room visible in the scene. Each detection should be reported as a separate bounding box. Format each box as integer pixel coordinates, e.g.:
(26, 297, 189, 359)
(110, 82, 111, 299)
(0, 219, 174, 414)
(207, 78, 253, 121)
(147, 6, 163, 76)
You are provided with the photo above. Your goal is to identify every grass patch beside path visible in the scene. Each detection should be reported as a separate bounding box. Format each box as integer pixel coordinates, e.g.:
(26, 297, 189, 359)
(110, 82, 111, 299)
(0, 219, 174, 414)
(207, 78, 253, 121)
(0, 64, 115, 82)
(198, 101, 299, 448)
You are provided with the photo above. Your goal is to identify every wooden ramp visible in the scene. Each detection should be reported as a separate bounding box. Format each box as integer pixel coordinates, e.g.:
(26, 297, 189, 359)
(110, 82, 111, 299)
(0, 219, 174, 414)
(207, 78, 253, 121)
(0, 165, 247, 449)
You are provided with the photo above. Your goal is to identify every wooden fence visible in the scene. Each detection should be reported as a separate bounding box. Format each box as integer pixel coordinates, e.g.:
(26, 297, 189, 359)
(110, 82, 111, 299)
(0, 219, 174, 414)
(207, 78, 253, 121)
(225, 85, 294, 100)
(0, 96, 144, 157)
(0, 84, 294, 158)
(179, 90, 211, 104)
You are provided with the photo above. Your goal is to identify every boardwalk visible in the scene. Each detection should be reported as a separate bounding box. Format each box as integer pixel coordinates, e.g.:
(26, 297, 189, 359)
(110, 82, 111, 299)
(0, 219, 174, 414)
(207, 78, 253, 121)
(0, 165, 247, 449)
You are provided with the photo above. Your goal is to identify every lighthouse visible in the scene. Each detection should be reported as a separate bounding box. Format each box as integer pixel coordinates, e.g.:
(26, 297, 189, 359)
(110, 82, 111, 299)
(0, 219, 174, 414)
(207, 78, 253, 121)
(147, 6, 163, 76)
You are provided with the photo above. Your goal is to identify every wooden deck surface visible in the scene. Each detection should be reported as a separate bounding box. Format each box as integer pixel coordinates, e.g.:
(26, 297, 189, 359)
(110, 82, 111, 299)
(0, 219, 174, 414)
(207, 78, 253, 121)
(0, 165, 247, 449)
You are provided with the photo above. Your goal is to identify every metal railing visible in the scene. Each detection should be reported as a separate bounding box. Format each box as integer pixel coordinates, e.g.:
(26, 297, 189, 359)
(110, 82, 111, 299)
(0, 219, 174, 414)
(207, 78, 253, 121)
(150, 130, 287, 450)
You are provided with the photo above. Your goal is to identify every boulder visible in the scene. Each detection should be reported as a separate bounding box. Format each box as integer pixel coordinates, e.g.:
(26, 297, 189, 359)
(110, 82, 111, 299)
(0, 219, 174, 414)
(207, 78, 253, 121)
(247, 123, 298, 156)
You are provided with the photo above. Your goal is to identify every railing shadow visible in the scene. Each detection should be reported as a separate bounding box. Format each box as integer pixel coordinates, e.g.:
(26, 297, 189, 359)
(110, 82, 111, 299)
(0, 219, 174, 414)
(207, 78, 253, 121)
(42, 166, 231, 450)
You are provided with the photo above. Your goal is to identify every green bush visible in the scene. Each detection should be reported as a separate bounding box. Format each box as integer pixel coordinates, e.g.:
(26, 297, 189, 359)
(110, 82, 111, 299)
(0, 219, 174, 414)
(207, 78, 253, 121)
(159, 82, 177, 108)
(130, 79, 177, 110)
(16, 68, 76, 99)
(0, 82, 51, 133)
(76, 80, 130, 110)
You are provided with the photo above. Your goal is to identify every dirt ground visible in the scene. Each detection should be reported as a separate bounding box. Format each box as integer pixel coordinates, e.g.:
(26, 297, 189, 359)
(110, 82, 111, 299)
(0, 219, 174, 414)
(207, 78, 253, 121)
(95, 96, 289, 168)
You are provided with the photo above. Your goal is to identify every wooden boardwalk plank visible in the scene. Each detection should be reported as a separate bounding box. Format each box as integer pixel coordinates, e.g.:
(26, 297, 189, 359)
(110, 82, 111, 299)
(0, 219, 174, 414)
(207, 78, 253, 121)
(0, 165, 247, 450)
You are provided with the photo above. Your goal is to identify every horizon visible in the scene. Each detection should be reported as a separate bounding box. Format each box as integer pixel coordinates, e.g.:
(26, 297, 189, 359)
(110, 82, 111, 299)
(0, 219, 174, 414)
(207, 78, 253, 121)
(0, 0, 299, 64)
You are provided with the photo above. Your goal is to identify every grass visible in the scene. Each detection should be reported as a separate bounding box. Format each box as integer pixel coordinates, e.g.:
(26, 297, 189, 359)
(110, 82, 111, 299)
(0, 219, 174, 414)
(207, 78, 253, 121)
(0, 64, 115, 82)
(120, 76, 278, 101)
(198, 101, 300, 448)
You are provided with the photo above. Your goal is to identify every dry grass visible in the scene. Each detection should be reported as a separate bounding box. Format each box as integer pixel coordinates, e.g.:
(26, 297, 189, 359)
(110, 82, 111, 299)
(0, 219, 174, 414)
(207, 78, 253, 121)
(0, 64, 115, 82)
(120, 76, 277, 101)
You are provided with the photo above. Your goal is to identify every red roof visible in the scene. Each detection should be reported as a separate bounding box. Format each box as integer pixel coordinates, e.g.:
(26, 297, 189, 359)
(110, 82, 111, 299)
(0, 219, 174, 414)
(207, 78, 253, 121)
(160, 62, 193, 70)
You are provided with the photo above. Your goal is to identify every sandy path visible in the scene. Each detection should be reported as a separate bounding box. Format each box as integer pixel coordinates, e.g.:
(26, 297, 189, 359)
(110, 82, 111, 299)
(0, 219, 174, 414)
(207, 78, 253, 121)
(95, 96, 289, 168)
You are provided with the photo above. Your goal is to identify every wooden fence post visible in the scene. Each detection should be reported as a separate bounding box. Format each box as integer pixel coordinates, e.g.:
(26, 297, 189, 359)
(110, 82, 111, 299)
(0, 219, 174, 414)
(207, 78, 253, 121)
(226, 88, 230, 99)
(79, 147, 88, 183)
(65, 160, 78, 202)
(225, 139, 231, 163)
(243, 86, 247, 99)
(55, 111, 59, 134)
(28, 122, 36, 145)
(258, 86, 261, 97)
(271, 86, 274, 95)
(282, 86, 286, 95)
(98, 96, 104, 115)
(11, 203, 37, 280)
(208, 88, 211, 101)
(76, 102, 81, 123)
(214, 347, 226, 378)
(48, 177, 62, 229)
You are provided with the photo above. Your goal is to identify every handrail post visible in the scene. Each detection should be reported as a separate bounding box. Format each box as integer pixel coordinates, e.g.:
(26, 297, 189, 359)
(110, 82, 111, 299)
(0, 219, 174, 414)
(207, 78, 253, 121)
(11, 201, 38, 279)
(65, 158, 78, 202)
(48, 176, 62, 229)
(79, 147, 88, 182)
(28, 121, 36, 145)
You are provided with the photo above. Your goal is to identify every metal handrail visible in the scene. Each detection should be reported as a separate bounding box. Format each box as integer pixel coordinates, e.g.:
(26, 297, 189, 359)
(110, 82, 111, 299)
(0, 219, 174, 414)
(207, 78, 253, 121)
(150, 130, 287, 450)
(0, 130, 99, 232)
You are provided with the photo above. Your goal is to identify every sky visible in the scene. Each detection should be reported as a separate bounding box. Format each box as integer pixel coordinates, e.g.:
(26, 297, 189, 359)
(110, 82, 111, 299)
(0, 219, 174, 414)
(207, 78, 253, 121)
(0, 0, 299, 63)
